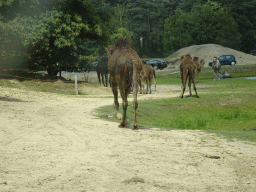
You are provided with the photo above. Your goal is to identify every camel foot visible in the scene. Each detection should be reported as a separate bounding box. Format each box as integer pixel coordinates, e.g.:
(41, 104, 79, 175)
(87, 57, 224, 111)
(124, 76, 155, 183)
(118, 123, 127, 128)
(132, 123, 139, 130)
(196, 95, 200, 98)
(180, 95, 184, 98)
(116, 112, 122, 120)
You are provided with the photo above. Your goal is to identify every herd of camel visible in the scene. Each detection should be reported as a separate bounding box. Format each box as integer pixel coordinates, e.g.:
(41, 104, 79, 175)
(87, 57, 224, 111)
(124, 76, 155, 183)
(96, 52, 156, 95)
(96, 37, 206, 129)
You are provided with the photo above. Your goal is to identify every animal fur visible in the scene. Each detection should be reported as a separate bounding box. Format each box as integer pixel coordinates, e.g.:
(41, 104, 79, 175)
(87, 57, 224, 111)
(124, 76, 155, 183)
(106, 38, 143, 129)
(179, 54, 199, 98)
(96, 57, 109, 87)
(140, 64, 156, 94)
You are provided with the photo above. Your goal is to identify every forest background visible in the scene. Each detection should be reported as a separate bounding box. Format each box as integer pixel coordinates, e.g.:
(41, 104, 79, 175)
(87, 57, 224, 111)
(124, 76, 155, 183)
(0, 0, 255, 73)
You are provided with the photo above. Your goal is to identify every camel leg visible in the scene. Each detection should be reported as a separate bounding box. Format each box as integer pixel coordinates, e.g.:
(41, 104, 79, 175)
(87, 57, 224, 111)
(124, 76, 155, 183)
(101, 74, 106, 87)
(139, 79, 142, 94)
(153, 75, 156, 92)
(105, 74, 108, 87)
(180, 71, 187, 98)
(111, 79, 122, 120)
(132, 66, 139, 130)
(193, 80, 199, 98)
(180, 82, 186, 98)
(188, 74, 192, 96)
(141, 79, 145, 94)
(146, 79, 149, 94)
(97, 72, 101, 85)
(149, 77, 152, 94)
(118, 79, 128, 128)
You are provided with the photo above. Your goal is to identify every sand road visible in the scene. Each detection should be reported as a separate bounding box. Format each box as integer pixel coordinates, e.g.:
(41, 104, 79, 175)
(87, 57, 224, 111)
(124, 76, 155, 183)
(0, 86, 256, 192)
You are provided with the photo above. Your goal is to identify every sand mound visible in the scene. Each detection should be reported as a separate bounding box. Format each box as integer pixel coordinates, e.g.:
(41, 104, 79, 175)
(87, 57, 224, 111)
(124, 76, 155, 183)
(168, 44, 256, 67)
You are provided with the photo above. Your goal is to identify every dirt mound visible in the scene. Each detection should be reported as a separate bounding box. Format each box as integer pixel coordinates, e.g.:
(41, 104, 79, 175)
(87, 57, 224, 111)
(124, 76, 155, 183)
(168, 44, 256, 67)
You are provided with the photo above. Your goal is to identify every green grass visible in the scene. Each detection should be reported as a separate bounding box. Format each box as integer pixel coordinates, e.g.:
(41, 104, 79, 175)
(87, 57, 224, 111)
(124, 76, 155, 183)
(98, 93, 256, 131)
(0, 79, 78, 95)
(97, 65, 256, 143)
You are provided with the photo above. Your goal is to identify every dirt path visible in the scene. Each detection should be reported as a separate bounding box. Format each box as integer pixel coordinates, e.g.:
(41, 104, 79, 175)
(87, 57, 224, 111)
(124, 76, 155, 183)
(0, 86, 256, 192)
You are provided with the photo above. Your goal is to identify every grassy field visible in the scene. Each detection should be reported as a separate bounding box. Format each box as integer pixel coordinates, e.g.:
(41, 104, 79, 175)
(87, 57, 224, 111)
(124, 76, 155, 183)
(97, 64, 256, 143)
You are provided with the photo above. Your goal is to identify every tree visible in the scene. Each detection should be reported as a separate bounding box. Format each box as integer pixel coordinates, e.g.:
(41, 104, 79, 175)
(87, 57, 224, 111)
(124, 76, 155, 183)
(178, 0, 256, 53)
(125, 0, 170, 57)
(0, 0, 107, 74)
(105, 3, 133, 46)
(163, 1, 241, 56)
(215, 0, 256, 52)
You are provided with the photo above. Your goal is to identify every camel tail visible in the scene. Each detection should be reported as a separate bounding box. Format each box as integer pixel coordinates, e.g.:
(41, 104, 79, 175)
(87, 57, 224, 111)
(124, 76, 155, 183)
(132, 60, 139, 129)
(114, 38, 132, 49)
(153, 69, 156, 91)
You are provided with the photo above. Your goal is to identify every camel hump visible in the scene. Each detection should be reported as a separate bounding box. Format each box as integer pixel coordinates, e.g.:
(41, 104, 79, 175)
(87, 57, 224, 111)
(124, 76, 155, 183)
(114, 38, 132, 49)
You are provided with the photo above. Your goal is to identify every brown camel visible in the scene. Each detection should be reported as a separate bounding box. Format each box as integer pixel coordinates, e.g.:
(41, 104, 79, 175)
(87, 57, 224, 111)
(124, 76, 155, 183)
(197, 59, 205, 78)
(140, 63, 156, 94)
(96, 57, 109, 87)
(179, 54, 199, 98)
(106, 38, 143, 129)
(193, 56, 200, 77)
(179, 54, 192, 67)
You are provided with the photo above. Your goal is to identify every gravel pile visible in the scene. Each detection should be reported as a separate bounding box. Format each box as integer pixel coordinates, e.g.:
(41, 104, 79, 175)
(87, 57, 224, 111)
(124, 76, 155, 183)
(168, 44, 256, 67)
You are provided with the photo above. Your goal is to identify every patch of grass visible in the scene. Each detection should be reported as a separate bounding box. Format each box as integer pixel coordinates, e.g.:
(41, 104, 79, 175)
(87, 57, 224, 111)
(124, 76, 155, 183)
(0, 79, 78, 95)
(0, 77, 113, 97)
(98, 93, 256, 131)
(97, 66, 256, 143)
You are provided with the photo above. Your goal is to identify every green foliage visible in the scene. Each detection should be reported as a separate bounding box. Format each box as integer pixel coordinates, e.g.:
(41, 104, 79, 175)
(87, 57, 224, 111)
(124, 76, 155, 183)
(105, 3, 133, 45)
(110, 27, 133, 44)
(163, 1, 241, 55)
(125, 0, 175, 57)
(0, 0, 107, 72)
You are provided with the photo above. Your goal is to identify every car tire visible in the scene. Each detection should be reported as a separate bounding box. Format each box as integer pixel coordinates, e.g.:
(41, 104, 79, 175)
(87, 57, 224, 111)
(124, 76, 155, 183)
(231, 61, 235, 65)
(154, 66, 158, 70)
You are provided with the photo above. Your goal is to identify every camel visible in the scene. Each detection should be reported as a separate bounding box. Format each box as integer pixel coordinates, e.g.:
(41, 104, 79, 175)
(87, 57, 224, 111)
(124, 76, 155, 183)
(179, 54, 199, 98)
(96, 57, 109, 87)
(197, 58, 205, 78)
(106, 38, 143, 129)
(192, 56, 200, 77)
(212, 57, 221, 80)
(140, 63, 156, 94)
(193, 57, 205, 78)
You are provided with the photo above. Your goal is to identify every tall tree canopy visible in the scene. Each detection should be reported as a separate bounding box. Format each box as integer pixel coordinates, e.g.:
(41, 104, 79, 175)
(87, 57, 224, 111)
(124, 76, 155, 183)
(163, 1, 241, 56)
(0, 0, 255, 71)
(0, 0, 108, 72)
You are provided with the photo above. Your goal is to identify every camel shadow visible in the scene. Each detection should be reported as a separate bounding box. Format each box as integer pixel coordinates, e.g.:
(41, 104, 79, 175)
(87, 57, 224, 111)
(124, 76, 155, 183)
(0, 96, 27, 102)
(120, 123, 151, 130)
(184, 95, 200, 98)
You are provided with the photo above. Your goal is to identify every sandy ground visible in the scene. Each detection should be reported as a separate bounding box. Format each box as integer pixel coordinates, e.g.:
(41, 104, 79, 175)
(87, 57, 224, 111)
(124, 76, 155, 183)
(1, 82, 256, 192)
